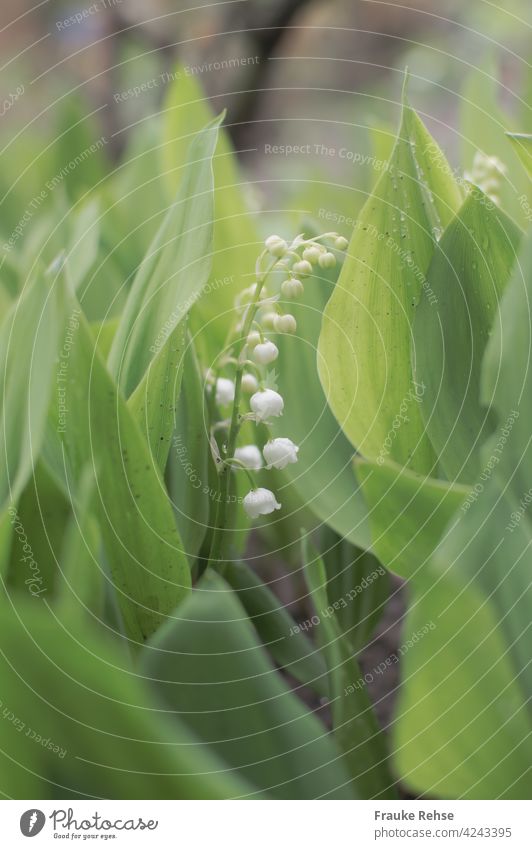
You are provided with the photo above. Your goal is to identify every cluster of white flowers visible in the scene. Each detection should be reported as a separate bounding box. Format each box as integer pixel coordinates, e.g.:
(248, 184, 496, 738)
(465, 151, 507, 205)
(211, 230, 347, 522)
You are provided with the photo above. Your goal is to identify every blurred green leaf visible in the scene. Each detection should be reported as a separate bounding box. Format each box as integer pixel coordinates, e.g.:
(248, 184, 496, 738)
(505, 133, 532, 179)
(0, 267, 64, 524)
(319, 527, 390, 654)
(223, 560, 328, 697)
(142, 570, 354, 799)
(0, 601, 252, 799)
(302, 539, 396, 799)
(161, 69, 260, 355)
(393, 476, 532, 799)
(108, 114, 222, 397)
(460, 57, 529, 226)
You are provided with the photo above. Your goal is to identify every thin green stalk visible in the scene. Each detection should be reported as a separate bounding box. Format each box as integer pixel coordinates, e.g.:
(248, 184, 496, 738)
(208, 253, 275, 570)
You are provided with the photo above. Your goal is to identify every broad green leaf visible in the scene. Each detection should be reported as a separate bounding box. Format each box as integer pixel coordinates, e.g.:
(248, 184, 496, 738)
(223, 560, 328, 698)
(302, 540, 397, 799)
(506, 133, 532, 179)
(108, 114, 222, 397)
(166, 337, 210, 560)
(0, 267, 64, 520)
(275, 257, 371, 549)
(356, 455, 469, 578)
(318, 92, 461, 473)
(142, 571, 354, 799)
(161, 69, 260, 354)
(0, 601, 253, 799)
(394, 476, 532, 799)
(414, 190, 521, 482)
(128, 319, 187, 472)
(49, 293, 191, 643)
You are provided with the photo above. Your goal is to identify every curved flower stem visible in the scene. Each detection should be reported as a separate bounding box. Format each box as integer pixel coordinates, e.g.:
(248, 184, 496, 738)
(207, 253, 276, 571)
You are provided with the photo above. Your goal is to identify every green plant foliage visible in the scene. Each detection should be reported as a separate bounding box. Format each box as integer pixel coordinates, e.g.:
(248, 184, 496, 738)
(108, 113, 222, 397)
(318, 88, 462, 473)
(0, 601, 252, 799)
(414, 190, 521, 482)
(274, 255, 371, 549)
(302, 539, 396, 799)
(49, 292, 191, 643)
(356, 455, 468, 578)
(142, 570, 354, 799)
(505, 132, 532, 178)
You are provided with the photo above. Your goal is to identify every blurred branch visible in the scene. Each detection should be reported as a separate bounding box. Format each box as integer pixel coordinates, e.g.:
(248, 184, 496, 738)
(227, 0, 316, 147)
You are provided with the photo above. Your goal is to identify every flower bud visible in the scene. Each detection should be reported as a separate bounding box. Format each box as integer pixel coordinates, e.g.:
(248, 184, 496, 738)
(243, 487, 281, 518)
(302, 246, 321, 264)
(215, 377, 235, 406)
(234, 445, 263, 471)
(250, 389, 284, 421)
(263, 437, 299, 470)
(318, 251, 336, 269)
(265, 234, 288, 257)
(274, 314, 297, 334)
(293, 259, 313, 277)
(246, 330, 261, 349)
(281, 278, 304, 299)
(334, 236, 348, 250)
(252, 340, 279, 365)
(241, 373, 259, 393)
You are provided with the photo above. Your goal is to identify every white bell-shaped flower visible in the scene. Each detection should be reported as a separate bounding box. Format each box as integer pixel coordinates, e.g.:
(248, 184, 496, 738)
(234, 445, 262, 470)
(241, 373, 259, 393)
(263, 437, 299, 469)
(274, 314, 297, 334)
(265, 235, 288, 258)
(243, 487, 281, 518)
(215, 377, 235, 406)
(250, 389, 284, 421)
(252, 340, 279, 365)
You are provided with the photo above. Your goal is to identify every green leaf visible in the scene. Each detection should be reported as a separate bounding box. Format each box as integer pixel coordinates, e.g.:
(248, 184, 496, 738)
(128, 318, 187, 472)
(0, 267, 64, 519)
(460, 57, 529, 226)
(141, 571, 354, 799)
(505, 133, 532, 179)
(356, 455, 469, 578)
(223, 560, 328, 698)
(481, 229, 532, 502)
(166, 338, 210, 561)
(275, 256, 371, 549)
(302, 539, 397, 799)
(0, 601, 253, 799)
(318, 91, 462, 473)
(161, 69, 260, 355)
(49, 292, 191, 643)
(55, 467, 104, 618)
(108, 114, 222, 397)
(393, 476, 532, 799)
(414, 190, 521, 482)
(5, 462, 71, 598)
(319, 527, 390, 654)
